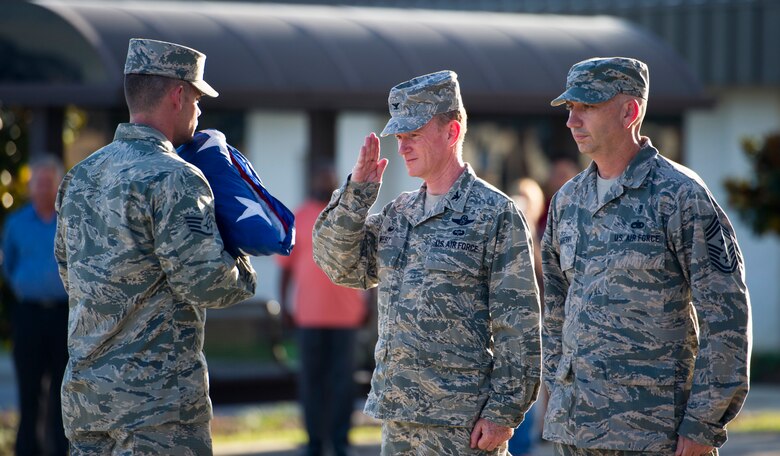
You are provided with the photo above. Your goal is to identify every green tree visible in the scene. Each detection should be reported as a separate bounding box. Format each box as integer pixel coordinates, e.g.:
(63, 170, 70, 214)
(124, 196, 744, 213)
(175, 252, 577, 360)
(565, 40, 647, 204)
(724, 132, 780, 237)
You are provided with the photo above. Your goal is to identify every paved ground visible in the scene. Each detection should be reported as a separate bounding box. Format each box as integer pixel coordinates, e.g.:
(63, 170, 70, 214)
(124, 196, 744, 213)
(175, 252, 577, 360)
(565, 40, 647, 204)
(213, 385, 780, 456)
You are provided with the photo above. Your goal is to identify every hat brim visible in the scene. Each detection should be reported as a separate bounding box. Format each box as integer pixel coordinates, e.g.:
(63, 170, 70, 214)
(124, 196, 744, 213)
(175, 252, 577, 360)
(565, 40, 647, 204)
(191, 79, 219, 98)
(550, 85, 615, 107)
(379, 116, 430, 137)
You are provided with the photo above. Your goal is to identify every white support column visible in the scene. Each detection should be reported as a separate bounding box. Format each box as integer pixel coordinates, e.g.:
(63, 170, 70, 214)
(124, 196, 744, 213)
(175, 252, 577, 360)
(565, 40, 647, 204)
(244, 110, 308, 302)
(685, 88, 780, 351)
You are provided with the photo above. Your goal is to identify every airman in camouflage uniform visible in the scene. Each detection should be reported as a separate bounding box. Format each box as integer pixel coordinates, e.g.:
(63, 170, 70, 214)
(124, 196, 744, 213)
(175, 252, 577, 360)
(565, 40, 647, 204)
(542, 57, 751, 456)
(313, 70, 541, 455)
(55, 38, 256, 455)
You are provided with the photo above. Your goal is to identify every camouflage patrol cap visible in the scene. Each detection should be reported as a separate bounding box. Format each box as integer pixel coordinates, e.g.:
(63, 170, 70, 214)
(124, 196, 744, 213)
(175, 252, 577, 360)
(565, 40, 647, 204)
(551, 57, 648, 106)
(380, 70, 463, 137)
(124, 38, 219, 98)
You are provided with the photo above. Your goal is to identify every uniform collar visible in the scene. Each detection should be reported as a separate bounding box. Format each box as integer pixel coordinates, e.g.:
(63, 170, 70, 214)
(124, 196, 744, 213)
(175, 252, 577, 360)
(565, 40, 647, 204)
(402, 163, 477, 226)
(575, 137, 658, 213)
(440, 163, 476, 213)
(620, 137, 657, 189)
(114, 123, 175, 153)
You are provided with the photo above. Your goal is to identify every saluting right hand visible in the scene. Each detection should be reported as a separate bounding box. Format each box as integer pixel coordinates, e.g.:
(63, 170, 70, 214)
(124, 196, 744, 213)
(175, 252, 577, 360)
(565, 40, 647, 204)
(351, 133, 388, 183)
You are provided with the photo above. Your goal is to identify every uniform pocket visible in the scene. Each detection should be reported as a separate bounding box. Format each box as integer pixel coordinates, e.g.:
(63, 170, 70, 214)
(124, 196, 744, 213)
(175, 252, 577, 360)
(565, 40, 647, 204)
(606, 236, 668, 315)
(608, 232, 666, 269)
(608, 358, 675, 386)
(419, 345, 492, 370)
(559, 248, 575, 272)
(558, 233, 578, 284)
(417, 348, 491, 421)
(558, 233, 577, 272)
(378, 231, 405, 272)
(605, 358, 677, 446)
(424, 244, 483, 277)
(421, 247, 488, 322)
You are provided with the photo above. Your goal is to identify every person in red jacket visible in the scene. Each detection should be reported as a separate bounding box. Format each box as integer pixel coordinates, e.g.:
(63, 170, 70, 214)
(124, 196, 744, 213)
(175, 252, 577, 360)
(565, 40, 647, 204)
(277, 162, 368, 456)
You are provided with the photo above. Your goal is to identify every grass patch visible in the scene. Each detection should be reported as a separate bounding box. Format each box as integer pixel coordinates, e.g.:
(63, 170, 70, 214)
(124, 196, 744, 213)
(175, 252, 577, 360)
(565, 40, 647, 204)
(728, 411, 780, 433)
(0, 411, 17, 455)
(204, 340, 297, 364)
(212, 426, 381, 446)
(349, 425, 383, 444)
(213, 428, 308, 445)
(212, 403, 300, 441)
(211, 402, 381, 446)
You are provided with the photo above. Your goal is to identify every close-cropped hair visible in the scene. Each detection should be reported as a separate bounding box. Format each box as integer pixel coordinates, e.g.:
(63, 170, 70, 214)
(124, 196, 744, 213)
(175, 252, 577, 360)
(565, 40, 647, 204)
(434, 107, 468, 142)
(124, 74, 182, 114)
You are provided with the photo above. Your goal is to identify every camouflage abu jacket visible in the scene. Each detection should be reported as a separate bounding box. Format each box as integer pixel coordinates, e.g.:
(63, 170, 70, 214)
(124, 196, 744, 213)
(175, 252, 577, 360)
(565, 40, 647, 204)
(55, 124, 256, 434)
(541, 140, 751, 452)
(313, 164, 541, 428)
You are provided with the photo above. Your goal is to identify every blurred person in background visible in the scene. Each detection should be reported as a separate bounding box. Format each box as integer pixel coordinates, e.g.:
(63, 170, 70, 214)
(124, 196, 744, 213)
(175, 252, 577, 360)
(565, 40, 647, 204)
(277, 161, 368, 456)
(2, 154, 68, 456)
(511, 178, 545, 288)
(538, 157, 580, 235)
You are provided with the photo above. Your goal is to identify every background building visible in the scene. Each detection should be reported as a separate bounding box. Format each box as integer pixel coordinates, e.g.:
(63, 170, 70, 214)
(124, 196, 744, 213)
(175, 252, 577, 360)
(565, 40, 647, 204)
(257, 0, 780, 351)
(1, 0, 777, 354)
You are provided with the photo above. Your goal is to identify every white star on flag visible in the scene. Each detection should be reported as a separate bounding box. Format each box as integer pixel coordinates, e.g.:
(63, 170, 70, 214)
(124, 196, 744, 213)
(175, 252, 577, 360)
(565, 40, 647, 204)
(235, 196, 273, 224)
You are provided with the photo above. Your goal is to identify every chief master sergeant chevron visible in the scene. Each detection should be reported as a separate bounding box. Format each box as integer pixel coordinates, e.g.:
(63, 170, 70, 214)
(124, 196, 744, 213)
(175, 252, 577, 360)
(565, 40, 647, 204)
(541, 57, 751, 456)
(55, 38, 256, 454)
(312, 70, 541, 455)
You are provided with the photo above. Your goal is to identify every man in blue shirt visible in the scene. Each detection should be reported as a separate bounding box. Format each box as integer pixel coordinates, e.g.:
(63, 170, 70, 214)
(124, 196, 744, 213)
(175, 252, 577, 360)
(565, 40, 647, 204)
(2, 155, 68, 456)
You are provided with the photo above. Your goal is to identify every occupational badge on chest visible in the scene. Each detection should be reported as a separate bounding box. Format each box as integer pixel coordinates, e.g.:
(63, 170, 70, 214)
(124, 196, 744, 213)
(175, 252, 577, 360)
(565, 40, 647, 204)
(451, 214, 475, 226)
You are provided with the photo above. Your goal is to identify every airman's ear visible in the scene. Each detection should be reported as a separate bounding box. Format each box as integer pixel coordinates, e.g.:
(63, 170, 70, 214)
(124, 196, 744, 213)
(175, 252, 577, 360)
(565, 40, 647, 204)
(169, 84, 186, 112)
(623, 98, 641, 129)
(447, 120, 462, 148)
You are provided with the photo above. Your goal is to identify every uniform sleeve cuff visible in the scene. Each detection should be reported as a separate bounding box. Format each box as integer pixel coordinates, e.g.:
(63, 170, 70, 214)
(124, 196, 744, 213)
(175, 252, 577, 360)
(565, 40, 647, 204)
(677, 414, 727, 448)
(341, 176, 380, 211)
(480, 401, 525, 429)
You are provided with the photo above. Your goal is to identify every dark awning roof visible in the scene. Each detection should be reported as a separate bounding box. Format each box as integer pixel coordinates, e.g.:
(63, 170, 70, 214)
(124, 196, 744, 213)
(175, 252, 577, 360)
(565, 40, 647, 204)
(0, 1, 709, 114)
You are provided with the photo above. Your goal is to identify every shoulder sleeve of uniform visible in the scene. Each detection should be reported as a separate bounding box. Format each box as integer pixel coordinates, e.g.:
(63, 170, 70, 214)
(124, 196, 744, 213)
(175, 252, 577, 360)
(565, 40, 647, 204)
(480, 198, 541, 427)
(673, 179, 751, 447)
(540, 190, 568, 393)
(152, 166, 256, 308)
(54, 172, 76, 294)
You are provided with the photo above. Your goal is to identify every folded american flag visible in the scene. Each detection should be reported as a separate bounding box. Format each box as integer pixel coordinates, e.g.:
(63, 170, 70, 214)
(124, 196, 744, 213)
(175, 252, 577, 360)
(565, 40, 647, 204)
(177, 129, 295, 257)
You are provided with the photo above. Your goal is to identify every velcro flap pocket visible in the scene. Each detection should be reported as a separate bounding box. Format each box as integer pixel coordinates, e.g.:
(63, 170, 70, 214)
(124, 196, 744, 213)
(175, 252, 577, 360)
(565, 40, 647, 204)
(558, 231, 578, 272)
(419, 344, 491, 370)
(609, 233, 666, 269)
(608, 358, 675, 386)
(424, 246, 482, 276)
